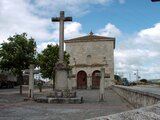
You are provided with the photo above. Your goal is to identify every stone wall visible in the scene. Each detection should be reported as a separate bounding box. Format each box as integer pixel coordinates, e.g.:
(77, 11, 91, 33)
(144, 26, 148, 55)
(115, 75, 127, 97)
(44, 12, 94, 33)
(112, 85, 160, 108)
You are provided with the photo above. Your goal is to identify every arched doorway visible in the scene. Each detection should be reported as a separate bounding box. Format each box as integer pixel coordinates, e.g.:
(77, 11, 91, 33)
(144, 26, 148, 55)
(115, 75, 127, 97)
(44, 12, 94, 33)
(77, 71, 87, 89)
(92, 70, 100, 89)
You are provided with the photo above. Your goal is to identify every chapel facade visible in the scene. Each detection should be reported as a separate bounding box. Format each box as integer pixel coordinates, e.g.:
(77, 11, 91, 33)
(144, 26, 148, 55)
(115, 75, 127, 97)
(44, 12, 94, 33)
(65, 32, 115, 89)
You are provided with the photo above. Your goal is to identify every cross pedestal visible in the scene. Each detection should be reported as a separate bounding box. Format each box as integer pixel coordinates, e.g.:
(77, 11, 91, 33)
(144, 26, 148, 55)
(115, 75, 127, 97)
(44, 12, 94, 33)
(55, 63, 68, 90)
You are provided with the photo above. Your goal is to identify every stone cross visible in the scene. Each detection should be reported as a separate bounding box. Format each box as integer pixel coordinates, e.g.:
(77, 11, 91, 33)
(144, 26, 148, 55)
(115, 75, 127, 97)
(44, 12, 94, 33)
(28, 64, 34, 99)
(95, 68, 105, 101)
(51, 11, 72, 63)
(99, 68, 105, 102)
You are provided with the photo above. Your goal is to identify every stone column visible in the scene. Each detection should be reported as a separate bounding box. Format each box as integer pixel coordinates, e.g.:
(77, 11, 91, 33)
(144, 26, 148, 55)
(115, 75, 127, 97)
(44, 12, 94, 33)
(28, 64, 34, 99)
(99, 68, 105, 102)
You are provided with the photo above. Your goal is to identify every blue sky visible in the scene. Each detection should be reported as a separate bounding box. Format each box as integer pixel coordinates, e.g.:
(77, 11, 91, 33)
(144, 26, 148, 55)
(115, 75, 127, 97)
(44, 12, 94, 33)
(74, 0, 160, 33)
(0, 0, 160, 81)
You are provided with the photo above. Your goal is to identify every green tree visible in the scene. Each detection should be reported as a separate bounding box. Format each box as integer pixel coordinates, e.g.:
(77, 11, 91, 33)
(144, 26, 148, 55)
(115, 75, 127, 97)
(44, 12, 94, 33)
(122, 78, 129, 86)
(140, 79, 148, 83)
(0, 33, 37, 94)
(114, 75, 123, 85)
(37, 44, 70, 89)
(114, 75, 121, 82)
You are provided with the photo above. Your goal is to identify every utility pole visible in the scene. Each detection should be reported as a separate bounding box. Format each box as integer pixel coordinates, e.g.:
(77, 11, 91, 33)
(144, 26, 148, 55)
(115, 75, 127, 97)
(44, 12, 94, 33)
(129, 73, 131, 81)
(136, 70, 139, 81)
(134, 70, 141, 81)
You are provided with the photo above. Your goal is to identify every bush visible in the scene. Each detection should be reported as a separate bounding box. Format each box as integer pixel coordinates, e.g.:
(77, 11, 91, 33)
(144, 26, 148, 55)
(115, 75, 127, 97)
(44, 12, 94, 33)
(140, 79, 148, 83)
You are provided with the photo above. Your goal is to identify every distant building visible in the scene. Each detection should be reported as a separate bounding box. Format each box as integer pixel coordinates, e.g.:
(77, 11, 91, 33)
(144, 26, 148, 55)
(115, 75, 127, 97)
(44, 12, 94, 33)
(0, 71, 17, 88)
(65, 32, 115, 89)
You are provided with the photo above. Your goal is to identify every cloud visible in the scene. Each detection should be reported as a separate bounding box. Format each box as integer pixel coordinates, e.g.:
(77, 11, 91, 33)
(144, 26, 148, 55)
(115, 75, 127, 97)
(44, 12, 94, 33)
(97, 23, 121, 37)
(27, 0, 123, 17)
(115, 49, 160, 69)
(65, 22, 86, 39)
(135, 23, 160, 46)
(0, 0, 125, 52)
(51, 22, 86, 41)
(37, 21, 86, 52)
(0, 0, 52, 43)
(119, 0, 125, 4)
(115, 22, 160, 80)
(0, 0, 119, 51)
(37, 42, 56, 53)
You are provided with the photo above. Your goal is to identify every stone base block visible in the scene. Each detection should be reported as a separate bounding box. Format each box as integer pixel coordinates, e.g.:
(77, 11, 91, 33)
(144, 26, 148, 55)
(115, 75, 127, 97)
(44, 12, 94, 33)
(47, 90, 77, 98)
(35, 97, 83, 104)
(48, 98, 82, 104)
(34, 97, 48, 103)
(55, 69, 68, 90)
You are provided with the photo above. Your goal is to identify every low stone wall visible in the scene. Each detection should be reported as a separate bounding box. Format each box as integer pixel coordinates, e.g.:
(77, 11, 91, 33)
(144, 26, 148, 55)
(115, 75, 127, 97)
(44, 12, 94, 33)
(112, 85, 160, 108)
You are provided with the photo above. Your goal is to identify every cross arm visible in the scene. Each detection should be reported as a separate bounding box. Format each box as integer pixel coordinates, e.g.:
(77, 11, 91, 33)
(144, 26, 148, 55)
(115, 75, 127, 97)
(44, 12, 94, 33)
(51, 17, 72, 22)
(51, 17, 60, 22)
(64, 17, 72, 21)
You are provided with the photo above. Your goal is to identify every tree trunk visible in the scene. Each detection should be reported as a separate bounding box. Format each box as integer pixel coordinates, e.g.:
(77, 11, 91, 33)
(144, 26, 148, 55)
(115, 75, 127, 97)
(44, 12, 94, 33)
(52, 78, 55, 90)
(18, 70, 23, 95)
(20, 85, 22, 94)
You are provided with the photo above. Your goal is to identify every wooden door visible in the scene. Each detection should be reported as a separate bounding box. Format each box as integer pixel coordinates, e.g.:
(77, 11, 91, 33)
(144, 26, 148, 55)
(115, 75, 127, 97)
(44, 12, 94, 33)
(92, 70, 100, 89)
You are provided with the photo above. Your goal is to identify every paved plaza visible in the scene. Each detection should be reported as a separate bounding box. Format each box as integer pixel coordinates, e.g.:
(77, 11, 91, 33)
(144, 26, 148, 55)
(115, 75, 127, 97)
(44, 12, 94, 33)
(0, 87, 133, 120)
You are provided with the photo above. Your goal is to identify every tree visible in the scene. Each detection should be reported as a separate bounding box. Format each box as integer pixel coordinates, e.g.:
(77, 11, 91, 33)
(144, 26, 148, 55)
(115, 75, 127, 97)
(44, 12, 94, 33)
(122, 78, 129, 86)
(114, 75, 121, 85)
(0, 33, 37, 94)
(140, 79, 148, 83)
(114, 75, 121, 82)
(37, 44, 70, 89)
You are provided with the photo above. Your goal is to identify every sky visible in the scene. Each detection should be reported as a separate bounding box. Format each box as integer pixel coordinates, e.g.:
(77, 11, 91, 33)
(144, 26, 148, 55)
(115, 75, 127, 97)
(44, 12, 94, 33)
(0, 0, 160, 81)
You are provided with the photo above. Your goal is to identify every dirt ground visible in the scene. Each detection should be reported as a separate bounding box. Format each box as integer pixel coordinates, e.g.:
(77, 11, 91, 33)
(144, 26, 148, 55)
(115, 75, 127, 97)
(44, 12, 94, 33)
(0, 87, 133, 120)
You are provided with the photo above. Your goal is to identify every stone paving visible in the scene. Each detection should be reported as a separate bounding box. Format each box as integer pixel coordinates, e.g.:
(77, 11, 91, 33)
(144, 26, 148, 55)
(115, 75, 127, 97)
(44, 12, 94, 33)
(87, 85, 160, 120)
(0, 87, 133, 120)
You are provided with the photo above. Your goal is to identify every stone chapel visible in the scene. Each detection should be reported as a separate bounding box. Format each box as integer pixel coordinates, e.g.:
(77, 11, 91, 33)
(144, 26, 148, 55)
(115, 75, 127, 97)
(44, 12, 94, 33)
(64, 32, 115, 89)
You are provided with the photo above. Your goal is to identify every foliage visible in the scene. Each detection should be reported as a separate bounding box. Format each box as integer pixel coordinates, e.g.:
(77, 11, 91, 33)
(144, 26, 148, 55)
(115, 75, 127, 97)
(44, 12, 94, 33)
(0, 33, 36, 72)
(37, 44, 70, 84)
(140, 79, 148, 83)
(37, 81, 43, 92)
(114, 75, 123, 85)
(114, 75, 129, 86)
(122, 78, 129, 86)
(0, 33, 37, 93)
(114, 75, 121, 82)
